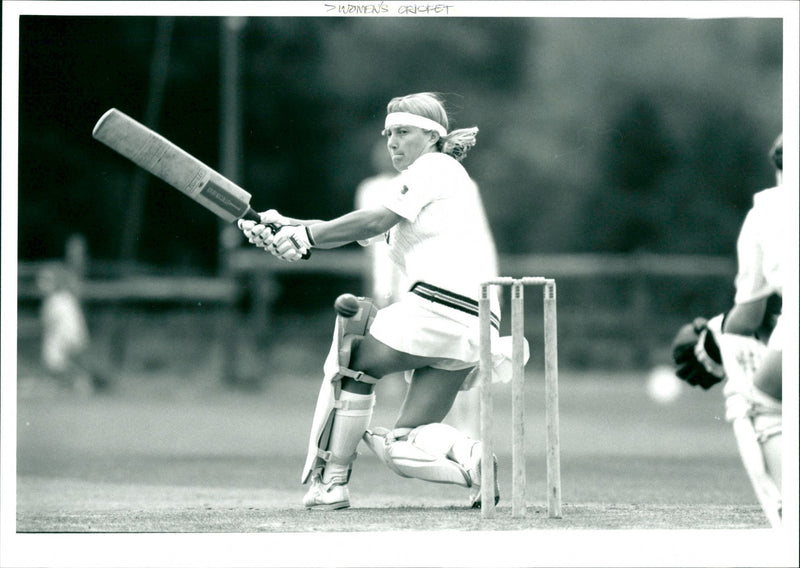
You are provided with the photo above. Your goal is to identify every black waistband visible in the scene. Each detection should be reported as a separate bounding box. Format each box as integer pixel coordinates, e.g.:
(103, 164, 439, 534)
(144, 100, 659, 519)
(410, 281, 500, 331)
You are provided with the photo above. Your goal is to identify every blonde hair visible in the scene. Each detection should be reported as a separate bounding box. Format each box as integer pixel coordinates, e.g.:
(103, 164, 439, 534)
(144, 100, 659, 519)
(386, 92, 478, 162)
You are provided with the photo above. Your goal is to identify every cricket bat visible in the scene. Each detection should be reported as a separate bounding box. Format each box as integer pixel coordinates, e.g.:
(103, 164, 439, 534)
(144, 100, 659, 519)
(92, 108, 310, 257)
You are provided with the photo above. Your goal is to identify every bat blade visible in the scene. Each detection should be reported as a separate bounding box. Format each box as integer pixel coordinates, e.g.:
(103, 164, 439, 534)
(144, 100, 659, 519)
(92, 108, 258, 223)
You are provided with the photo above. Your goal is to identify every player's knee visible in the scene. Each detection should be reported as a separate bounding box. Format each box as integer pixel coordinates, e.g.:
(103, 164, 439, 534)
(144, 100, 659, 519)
(407, 423, 461, 455)
(753, 350, 782, 401)
(362, 426, 471, 487)
(335, 296, 382, 388)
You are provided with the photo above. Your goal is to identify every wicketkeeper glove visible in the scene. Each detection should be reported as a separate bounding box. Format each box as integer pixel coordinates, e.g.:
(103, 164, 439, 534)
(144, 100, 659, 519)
(671, 317, 725, 390)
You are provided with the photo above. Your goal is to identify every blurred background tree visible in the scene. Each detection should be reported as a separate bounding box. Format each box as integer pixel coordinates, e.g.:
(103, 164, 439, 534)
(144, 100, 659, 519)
(17, 16, 782, 270)
(14, 13, 786, 376)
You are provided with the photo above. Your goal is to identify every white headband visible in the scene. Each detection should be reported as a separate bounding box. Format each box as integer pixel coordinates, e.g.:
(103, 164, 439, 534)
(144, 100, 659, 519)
(384, 112, 447, 137)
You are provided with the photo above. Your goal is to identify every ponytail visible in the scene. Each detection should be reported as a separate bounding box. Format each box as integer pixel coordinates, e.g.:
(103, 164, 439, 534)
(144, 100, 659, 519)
(387, 92, 479, 162)
(440, 127, 479, 162)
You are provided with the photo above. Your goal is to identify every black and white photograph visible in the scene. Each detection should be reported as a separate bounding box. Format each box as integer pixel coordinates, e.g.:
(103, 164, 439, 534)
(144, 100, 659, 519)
(2, 1, 798, 567)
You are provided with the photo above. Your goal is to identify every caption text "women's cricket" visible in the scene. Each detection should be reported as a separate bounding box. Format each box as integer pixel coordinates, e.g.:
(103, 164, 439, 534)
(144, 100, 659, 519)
(324, 3, 454, 15)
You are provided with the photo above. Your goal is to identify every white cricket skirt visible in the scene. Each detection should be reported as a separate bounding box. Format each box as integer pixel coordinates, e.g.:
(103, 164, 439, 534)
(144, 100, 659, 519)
(368, 290, 525, 389)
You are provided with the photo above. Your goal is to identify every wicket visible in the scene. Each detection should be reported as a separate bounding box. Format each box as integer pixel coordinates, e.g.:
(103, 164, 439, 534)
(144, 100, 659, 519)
(478, 277, 561, 519)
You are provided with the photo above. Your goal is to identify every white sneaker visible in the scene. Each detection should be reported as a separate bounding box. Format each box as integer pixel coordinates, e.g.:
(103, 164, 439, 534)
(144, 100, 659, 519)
(466, 442, 500, 509)
(302, 474, 350, 510)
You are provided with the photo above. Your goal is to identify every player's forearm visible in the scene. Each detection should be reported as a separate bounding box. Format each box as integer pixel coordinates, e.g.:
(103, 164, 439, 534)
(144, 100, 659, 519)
(308, 207, 399, 248)
(282, 216, 325, 226)
(723, 298, 767, 336)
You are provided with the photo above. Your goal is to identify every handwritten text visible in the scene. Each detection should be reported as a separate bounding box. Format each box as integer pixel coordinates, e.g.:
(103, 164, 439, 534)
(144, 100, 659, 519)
(324, 3, 455, 15)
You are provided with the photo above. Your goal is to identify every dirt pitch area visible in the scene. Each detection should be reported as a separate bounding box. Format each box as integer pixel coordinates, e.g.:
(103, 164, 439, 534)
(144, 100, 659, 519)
(7, 371, 794, 567)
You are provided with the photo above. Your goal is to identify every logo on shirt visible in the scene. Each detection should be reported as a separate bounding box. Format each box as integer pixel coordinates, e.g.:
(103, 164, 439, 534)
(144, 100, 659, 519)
(401, 185, 409, 194)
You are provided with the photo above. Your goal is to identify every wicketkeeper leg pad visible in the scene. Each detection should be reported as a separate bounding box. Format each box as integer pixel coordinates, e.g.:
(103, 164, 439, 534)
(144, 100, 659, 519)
(362, 424, 473, 487)
(301, 297, 379, 484)
(710, 321, 783, 527)
(727, 387, 782, 527)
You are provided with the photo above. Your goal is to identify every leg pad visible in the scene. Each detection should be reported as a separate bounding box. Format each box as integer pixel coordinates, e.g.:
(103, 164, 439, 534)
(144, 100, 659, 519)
(362, 425, 472, 487)
(301, 295, 379, 484)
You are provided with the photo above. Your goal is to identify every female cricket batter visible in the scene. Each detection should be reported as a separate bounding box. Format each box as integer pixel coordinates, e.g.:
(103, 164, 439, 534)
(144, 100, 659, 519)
(239, 92, 506, 510)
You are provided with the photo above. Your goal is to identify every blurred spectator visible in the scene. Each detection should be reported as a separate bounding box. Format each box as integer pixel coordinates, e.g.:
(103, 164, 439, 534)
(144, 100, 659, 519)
(445, 176, 498, 439)
(37, 264, 111, 394)
(354, 141, 409, 404)
(355, 140, 408, 307)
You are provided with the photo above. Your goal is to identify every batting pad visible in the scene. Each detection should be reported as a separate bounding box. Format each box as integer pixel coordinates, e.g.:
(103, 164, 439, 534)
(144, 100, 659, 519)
(300, 321, 342, 484)
(732, 415, 782, 527)
(301, 298, 378, 484)
(362, 426, 472, 487)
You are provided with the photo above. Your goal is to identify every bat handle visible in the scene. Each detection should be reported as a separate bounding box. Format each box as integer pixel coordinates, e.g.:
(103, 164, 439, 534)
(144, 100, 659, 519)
(241, 207, 312, 260)
(242, 207, 262, 223)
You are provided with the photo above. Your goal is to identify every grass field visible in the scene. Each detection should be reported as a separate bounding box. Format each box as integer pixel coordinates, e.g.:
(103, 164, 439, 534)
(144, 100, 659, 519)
(8, 369, 795, 567)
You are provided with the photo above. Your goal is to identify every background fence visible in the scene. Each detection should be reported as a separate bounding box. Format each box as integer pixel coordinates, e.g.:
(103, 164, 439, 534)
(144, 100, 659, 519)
(16, 248, 736, 388)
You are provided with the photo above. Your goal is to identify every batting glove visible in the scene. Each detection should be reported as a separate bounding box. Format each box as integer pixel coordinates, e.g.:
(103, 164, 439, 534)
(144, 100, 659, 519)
(259, 209, 292, 227)
(671, 317, 725, 390)
(272, 224, 315, 262)
(237, 219, 276, 250)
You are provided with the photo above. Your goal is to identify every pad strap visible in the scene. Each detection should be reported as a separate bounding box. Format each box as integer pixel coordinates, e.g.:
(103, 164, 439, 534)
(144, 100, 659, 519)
(340, 370, 380, 384)
(337, 333, 379, 384)
(757, 424, 782, 443)
(316, 448, 358, 466)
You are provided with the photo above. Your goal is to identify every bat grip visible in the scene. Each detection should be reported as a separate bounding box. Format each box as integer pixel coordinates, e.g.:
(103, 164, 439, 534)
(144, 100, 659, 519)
(242, 207, 263, 223)
(241, 207, 311, 260)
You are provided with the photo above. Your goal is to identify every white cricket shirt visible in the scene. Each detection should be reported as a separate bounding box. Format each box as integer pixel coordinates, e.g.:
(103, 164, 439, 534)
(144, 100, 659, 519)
(378, 152, 499, 307)
(734, 185, 788, 304)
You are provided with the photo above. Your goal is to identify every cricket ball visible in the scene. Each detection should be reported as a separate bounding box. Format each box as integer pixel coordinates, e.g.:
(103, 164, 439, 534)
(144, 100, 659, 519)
(646, 364, 682, 405)
(334, 293, 361, 318)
